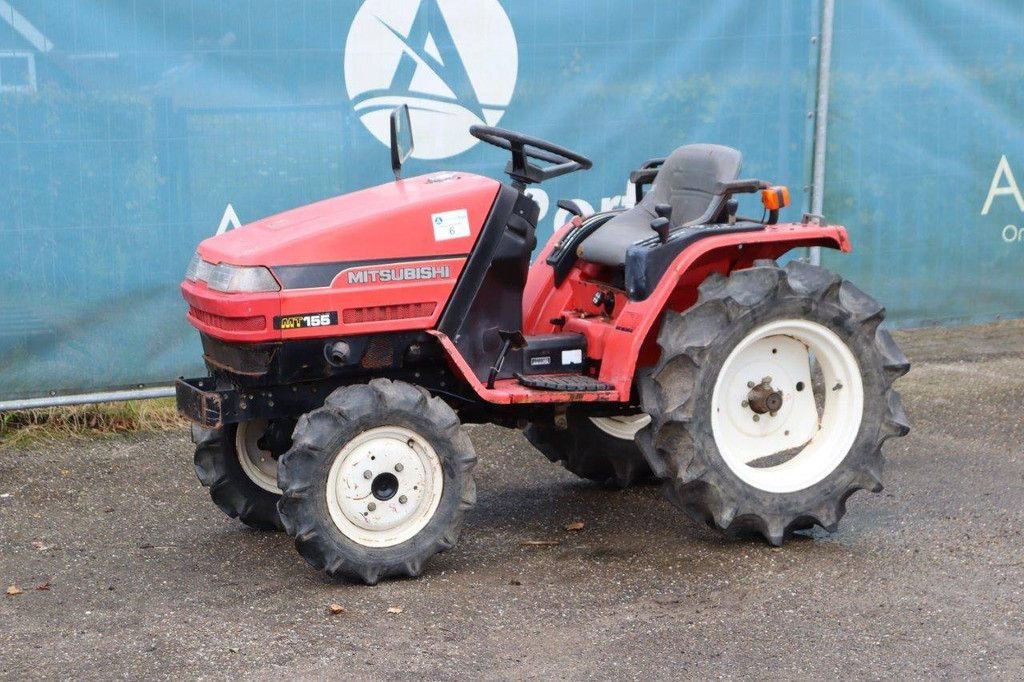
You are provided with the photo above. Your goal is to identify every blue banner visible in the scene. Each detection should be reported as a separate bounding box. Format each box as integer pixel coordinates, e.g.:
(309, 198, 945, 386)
(823, 0, 1024, 326)
(0, 0, 818, 401)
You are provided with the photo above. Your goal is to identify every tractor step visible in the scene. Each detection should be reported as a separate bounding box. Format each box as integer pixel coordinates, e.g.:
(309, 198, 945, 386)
(514, 373, 614, 392)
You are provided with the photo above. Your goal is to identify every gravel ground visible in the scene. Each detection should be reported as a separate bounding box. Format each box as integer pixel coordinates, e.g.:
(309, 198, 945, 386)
(1, 322, 1022, 680)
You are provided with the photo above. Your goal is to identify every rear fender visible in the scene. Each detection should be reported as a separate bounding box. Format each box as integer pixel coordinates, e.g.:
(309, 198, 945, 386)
(596, 223, 850, 391)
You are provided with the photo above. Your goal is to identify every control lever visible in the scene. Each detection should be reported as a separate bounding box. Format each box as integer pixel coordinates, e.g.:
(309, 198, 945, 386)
(651, 203, 673, 243)
(487, 330, 527, 389)
(650, 217, 671, 243)
(725, 199, 739, 225)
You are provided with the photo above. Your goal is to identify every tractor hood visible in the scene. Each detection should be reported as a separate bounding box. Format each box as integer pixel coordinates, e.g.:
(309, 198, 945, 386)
(197, 172, 501, 271)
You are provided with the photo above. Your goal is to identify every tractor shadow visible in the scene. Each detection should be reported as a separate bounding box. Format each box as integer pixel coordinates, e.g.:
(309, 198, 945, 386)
(439, 425, 827, 576)
(458, 469, 732, 573)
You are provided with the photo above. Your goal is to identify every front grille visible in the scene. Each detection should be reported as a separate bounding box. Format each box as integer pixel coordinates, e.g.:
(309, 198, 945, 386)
(342, 302, 436, 324)
(361, 336, 395, 369)
(188, 306, 265, 332)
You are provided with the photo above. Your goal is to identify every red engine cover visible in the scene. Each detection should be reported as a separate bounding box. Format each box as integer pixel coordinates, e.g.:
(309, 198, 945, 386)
(184, 172, 501, 342)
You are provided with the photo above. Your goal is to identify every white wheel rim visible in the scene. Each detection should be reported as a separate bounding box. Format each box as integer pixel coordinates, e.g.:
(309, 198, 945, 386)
(710, 319, 864, 494)
(325, 425, 444, 548)
(235, 419, 282, 495)
(590, 413, 651, 440)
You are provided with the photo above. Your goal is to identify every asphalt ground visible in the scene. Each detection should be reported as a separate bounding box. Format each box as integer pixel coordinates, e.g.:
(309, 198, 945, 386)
(1, 321, 1023, 680)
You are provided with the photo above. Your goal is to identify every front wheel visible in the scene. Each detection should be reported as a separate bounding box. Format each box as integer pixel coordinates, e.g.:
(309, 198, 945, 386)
(193, 419, 284, 531)
(637, 260, 910, 545)
(276, 379, 476, 584)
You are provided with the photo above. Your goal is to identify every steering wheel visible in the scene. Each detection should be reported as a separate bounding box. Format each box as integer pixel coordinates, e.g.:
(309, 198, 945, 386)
(469, 125, 592, 188)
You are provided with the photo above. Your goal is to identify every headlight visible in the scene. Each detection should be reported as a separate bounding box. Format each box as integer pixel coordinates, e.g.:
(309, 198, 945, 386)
(184, 252, 205, 281)
(185, 252, 280, 293)
(205, 263, 281, 292)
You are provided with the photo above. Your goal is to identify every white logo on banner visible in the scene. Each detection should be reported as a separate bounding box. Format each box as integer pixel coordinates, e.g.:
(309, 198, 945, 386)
(344, 0, 518, 160)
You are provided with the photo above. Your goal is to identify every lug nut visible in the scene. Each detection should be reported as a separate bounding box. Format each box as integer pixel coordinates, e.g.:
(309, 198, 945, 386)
(753, 415, 760, 422)
(363, 470, 372, 480)
(367, 502, 377, 512)
(747, 381, 755, 388)
(769, 411, 778, 417)
(399, 495, 408, 504)
(741, 400, 749, 408)
(395, 463, 404, 472)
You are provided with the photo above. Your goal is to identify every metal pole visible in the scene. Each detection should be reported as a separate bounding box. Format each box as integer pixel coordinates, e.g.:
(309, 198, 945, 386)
(809, 0, 835, 266)
(0, 386, 175, 412)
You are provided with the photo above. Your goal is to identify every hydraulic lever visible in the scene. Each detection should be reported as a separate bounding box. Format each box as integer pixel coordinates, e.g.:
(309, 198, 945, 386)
(651, 203, 673, 243)
(487, 330, 527, 389)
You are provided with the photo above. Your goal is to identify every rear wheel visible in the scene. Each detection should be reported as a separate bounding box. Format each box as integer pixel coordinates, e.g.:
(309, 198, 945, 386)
(193, 419, 284, 531)
(277, 379, 476, 584)
(524, 410, 654, 487)
(637, 260, 910, 544)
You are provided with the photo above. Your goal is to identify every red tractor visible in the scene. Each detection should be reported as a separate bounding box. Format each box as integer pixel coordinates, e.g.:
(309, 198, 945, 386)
(177, 107, 909, 584)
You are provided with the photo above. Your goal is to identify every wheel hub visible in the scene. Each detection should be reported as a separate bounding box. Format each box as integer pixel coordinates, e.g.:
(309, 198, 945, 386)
(325, 426, 444, 548)
(371, 472, 399, 501)
(711, 319, 865, 494)
(746, 378, 783, 415)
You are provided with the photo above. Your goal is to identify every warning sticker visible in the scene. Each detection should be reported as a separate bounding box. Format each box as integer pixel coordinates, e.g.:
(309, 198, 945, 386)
(432, 209, 471, 241)
(561, 349, 583, 365)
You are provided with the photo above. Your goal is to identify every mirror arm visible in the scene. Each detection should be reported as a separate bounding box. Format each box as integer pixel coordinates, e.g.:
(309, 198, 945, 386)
(389, 105, 414, 180)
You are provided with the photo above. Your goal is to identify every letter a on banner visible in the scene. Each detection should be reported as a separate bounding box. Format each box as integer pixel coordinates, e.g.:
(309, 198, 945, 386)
(216, 203, 242, 235)
(981, 156, 1024, 215)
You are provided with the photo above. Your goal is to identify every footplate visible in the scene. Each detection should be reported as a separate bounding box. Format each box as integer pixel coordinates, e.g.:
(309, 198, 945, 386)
(514, 373, 614, 392)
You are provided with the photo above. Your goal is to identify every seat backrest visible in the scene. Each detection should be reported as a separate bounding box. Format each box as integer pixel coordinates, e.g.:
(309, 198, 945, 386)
(575, 143, 745, 268)
(643, 144, 742, 225)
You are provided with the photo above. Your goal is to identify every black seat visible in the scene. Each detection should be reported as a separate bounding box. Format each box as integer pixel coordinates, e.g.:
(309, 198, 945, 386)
(578, 144, 743, 266)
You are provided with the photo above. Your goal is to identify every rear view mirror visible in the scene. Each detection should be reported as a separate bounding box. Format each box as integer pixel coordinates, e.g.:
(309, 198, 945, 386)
(390, 105, 414, 180)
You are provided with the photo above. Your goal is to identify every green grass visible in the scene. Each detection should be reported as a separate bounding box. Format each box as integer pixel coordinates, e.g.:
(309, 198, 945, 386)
(0, 398, 186, 449)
